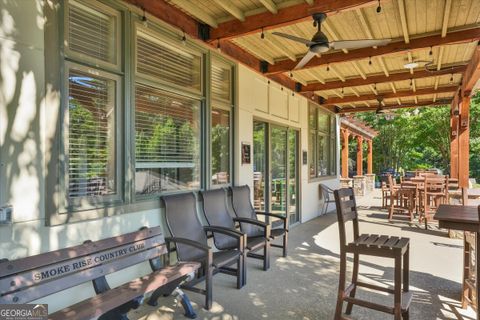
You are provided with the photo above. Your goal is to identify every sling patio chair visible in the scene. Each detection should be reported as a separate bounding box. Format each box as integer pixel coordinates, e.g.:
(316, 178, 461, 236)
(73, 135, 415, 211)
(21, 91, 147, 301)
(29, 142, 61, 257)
(200, 188, 271, 283)
(230, 185, 289, 258)
(319, 183, 336, 215)
(162, 192, 245, 310)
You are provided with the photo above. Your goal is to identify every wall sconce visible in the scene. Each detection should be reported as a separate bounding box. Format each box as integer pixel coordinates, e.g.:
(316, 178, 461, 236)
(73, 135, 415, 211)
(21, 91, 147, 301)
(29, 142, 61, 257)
(461, 118, 469, 128)
(451, 130, 457, 136)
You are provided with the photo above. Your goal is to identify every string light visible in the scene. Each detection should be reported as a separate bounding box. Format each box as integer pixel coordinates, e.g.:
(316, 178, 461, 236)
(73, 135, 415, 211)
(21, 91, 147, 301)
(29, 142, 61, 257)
(409, 79, 413, 87)
(216, 39, 221, 52)
(260, 27, 265, 39)
(429, 46, 433, 56)
(341, 87, 344, 95)
(450, 74, 454, 83)
(376, 0, 382, 13)
(181, 30, 186, 46)
(290, 72, 293, 78)
(369, 56, 372, 65)
(326, 64, 330, 72)
(141, 7, 148, 27)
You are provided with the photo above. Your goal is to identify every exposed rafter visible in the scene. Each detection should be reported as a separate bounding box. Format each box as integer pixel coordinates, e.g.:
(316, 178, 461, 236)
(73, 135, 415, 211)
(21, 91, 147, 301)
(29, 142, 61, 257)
(397, 0, 409, 43)
(300, 65, 467, 92)
(264, 28, 480, 75)
(460, 45, 480, 95)
(259, 0, 278, 14)
(208, 0, 379, 41)
(323, 85, 458, 105)
(212, 0, 245, 21)
(442, 0, 452, 37)
(169, 0, 218, 27)
(264, 33, 297, 61)
(338, 100, 452, 114)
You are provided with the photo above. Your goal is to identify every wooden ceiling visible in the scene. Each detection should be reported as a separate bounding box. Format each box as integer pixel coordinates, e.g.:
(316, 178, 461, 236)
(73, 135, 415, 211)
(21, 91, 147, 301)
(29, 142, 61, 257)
(158, 0, 480, 113)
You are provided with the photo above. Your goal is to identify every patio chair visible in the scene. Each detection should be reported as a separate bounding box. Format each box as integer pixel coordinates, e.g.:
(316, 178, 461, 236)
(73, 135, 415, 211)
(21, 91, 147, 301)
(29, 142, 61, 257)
(333, 188, 411, 320)
(199, 188, 270, 279)
(419, 176, 447, 229)
(319, 183, 335, 215)
(230, 185, 289, 258)
(162, 192, 245, 310)
(387, 175, 415, 221)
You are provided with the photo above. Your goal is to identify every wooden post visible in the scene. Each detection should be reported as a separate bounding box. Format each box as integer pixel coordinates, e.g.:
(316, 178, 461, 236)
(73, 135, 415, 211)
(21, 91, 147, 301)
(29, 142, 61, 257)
(341, 129, 350, 178)
(450, 103, 459, 179)
(367, 139, 373, 175)
(458, 94, 471, 188)
(356, 136, 364, 176)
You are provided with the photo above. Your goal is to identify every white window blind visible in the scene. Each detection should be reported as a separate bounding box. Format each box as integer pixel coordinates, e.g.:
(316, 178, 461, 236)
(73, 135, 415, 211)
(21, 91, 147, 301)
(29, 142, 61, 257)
(135, 83, 200, 194)
(136, 32, 201, 92)
(68, 69, 117, 198)
(211, 62, 231, 102)
(67, 0, 118, 65)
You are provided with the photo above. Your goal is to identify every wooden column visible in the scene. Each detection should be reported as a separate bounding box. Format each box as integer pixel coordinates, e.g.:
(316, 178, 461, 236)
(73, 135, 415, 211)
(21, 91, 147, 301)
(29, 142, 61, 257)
(367, 139, 373, 174)
(341, 129, 350, 178)
(458, 94, 471, 188)
(450, 103, 459, 179)
(356, 136, 364, 176)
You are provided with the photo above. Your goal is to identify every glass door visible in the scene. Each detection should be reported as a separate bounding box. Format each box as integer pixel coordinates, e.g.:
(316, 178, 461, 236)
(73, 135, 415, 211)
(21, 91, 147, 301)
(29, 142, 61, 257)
(253, 121, 300, 226)
(288, 130, 300, 225)
(270, 126, 288, 215)
(253, 122, 267, 211)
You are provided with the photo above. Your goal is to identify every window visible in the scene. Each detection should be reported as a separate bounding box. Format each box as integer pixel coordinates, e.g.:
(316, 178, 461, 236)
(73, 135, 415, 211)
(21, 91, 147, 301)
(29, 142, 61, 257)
(63, 0, 122, 207)
(210, 58, 233, 186)
(134, 26, 203, 195)
(135, 85, 201, 194)
(309, 103, 336, 178)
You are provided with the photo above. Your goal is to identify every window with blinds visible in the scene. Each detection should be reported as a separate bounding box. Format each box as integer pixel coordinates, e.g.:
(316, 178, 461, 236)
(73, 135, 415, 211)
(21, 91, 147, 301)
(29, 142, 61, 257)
(211, 62, 232, 103)
(135, 83, 201, 195)
(66, 0, 118, 66)
(136, 31, 202, 92)
(309, 103, 335, 178)
(67, 68, 117, 198)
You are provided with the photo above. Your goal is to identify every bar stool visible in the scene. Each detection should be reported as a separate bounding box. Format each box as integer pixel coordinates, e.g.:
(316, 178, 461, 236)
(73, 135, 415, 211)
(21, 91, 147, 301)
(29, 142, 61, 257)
(334, 188, 412, 320)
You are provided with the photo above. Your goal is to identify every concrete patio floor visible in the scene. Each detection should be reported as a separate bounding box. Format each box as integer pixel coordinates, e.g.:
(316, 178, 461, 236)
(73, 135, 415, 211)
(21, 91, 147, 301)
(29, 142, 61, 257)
(129, 190, 476, 320)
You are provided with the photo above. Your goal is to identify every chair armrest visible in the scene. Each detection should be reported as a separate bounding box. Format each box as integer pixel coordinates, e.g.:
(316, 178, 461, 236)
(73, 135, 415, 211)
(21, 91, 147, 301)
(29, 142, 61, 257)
(165, 237, 211, 252)
(203, 226, 245, 251)
(233, 217, 271, 239)
(255, 212, 289, 231)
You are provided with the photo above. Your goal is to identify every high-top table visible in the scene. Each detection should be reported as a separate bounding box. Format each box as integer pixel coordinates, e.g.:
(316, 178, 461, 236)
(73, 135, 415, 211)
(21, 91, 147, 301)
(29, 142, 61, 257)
(434, 204, 479, 319)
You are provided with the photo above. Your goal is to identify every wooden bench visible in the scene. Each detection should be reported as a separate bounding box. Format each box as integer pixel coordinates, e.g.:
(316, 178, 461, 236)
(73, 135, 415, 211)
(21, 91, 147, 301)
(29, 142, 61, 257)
(0, 226, 200, 320)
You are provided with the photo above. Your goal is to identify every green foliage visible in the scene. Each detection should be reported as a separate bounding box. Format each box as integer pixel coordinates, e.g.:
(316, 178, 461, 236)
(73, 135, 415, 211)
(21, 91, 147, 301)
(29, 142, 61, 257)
(211, 124, 229, 174)
(356, 91, 480, 180)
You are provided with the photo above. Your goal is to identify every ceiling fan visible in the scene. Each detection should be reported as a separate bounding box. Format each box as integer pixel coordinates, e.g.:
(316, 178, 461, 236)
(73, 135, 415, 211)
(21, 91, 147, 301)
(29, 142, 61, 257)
(272, 13, 392, 70)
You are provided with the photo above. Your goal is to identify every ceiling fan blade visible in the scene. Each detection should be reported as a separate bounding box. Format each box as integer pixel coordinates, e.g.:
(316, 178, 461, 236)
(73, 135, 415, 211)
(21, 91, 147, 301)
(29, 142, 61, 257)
(329, 38, 392, 50)
(294, 51, 317, 70)
(272, 32, 315, 46)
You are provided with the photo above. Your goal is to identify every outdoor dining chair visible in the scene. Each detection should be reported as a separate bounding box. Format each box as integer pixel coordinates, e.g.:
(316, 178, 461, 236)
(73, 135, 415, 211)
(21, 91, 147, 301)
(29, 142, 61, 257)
(319, 183, 336, 215)
(419, 175, 447, 229)
(230, 185, 289, 257)
(388, 175, 415, 221)
(162, 192, 245, 310)
(200, 188, 271, 284)
(334, 188, 411, 320)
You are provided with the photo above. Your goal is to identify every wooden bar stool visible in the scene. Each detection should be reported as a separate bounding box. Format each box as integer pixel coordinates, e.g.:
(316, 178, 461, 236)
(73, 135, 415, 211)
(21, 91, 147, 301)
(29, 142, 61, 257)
(334, 188, 412, 320)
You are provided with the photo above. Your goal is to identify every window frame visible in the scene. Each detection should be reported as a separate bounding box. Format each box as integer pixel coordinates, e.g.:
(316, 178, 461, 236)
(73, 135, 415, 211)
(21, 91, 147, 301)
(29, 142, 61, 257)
(208, 54, 235, 189)
(308, 104, 337, 180)
(63, 0, 122, 73)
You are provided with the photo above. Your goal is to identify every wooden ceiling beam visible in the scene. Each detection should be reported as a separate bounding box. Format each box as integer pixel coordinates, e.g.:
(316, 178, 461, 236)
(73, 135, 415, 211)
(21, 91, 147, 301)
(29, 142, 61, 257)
(396, 0, 409, 43)
(208, 0, 379, 41)
(264, 28, 480, 75)
(461, 45, 480, 96)
(212, 0, 245, 21)
(324, 85, 457, 105)
(301, 65, 466, 92)
(338, 99, 452, 114)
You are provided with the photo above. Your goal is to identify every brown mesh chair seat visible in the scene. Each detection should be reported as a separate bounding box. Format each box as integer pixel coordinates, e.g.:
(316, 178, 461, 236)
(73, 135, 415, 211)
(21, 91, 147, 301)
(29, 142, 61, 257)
(334, 188, 411, 320)
(230, 185, 289, 257)
(200, 188, 271, 284)
(162, 192, 245, 310)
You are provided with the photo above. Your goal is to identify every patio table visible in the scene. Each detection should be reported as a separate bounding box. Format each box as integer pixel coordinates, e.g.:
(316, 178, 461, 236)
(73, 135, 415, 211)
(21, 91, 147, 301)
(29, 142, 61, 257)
(434, 204, 479, 318)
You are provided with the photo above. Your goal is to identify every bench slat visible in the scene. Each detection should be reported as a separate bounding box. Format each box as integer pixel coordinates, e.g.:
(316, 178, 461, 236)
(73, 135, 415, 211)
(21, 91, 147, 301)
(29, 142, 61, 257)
(48, 262, 200, 320)
(1, 243, 167, 304)
(0, 227, 163, 277)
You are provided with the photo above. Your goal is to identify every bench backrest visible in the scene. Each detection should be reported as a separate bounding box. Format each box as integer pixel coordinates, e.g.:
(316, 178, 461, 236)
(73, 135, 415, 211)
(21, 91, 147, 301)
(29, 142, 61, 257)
(0, 226, 166, 304)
